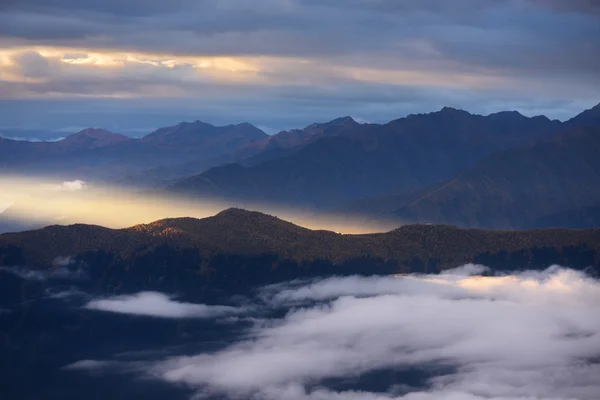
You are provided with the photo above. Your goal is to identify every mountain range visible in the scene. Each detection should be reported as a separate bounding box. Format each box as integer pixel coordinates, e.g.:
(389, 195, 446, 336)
(2, 102, 600, 229)
(0, 122, 268, 180)
(167, 103, 600, 228)
(169, 107, 565, 206)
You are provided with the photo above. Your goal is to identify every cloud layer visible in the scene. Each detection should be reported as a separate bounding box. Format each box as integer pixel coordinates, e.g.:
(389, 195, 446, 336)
(144, 266, 600, 399)
(85, 291, 245, 319)
(0, 0, 598, 130)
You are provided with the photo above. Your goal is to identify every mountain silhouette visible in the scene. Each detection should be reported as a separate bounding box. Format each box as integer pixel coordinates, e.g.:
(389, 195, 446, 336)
(169, 107, 563, 207)
(0, 122, 267, 179)
(371, 126, 600, 229)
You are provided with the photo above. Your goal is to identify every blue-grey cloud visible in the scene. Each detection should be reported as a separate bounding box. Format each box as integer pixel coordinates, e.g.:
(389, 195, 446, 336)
(0, 0, 598, 132)
(1, 0, 597, 73)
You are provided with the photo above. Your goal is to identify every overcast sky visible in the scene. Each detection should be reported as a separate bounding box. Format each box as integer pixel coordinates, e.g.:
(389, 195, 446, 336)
(0, 0, 599, 136)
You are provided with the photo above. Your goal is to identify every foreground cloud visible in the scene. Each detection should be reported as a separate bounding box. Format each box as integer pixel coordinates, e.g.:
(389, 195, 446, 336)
(85, 292, 245, 319)
(150, 267, 600, 399)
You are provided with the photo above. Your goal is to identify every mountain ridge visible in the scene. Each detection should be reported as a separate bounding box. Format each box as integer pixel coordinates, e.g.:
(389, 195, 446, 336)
(169, 106, 566, 207)
(0, 121, 268, 179)
(1, 209, 599, 277)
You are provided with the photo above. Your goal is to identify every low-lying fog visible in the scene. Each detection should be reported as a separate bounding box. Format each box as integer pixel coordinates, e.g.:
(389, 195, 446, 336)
(0, 175, 398, 234)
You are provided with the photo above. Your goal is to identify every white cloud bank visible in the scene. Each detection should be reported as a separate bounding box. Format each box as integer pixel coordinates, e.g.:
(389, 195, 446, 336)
(85, 292, 244, 319)
(148, 266, 600, 400)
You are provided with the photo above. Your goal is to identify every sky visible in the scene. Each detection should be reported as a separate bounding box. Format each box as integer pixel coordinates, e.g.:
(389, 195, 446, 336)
(0, 0, 599, 137)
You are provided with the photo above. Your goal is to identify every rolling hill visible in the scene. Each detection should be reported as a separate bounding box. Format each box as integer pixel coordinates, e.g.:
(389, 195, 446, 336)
(1, 209, 598, 290)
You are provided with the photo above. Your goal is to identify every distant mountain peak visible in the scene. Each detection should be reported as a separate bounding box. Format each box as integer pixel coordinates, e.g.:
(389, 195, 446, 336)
(330, 116, 357, 124)
(74, 127, 115, 136)
(141, 120, 266, 150)
(439, 106, 470, 114)
(215, 207, 272, 219)
(177, 120, 214, 128)
(490, 110, 525, 117)
(305, 116, 358, 130)
(566, 101, 600, 127)
(234, 122, 257, 128)
(487, 110, 529, 121)
(60, 128, 130, 148)
(531, 114, 552, 122)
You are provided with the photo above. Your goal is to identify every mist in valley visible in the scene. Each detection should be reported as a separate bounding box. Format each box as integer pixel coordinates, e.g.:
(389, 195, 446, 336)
(0, 175, 399, 234)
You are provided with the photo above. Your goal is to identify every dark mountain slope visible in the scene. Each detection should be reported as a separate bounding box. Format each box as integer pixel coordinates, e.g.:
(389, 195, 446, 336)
(392, 127, 600, 229)
(170, 137, 415, 207)
(169, 108, 563, 207)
